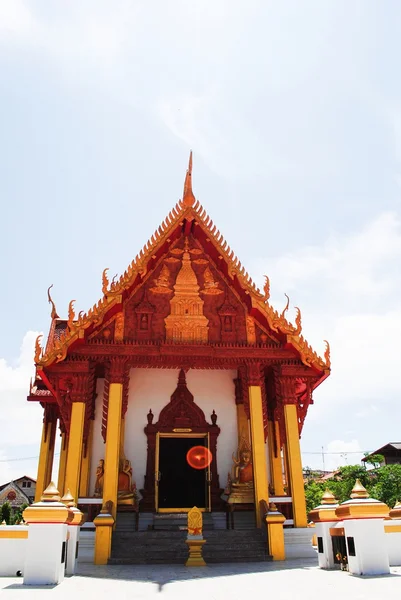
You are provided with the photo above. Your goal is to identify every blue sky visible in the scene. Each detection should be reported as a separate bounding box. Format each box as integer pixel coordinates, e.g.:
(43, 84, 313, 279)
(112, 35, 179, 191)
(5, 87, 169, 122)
(1, 0, 401, 483)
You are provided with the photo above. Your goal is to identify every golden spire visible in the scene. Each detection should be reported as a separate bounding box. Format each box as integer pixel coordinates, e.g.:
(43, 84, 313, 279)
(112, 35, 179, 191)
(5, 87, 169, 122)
(183, 151, 195, 207)
(47, 285, 59, 319)
(41, 482, 61, 502)
(321, 488, 337, 505)
(61, 489, 76, 508)
(350, 479, 369, 499)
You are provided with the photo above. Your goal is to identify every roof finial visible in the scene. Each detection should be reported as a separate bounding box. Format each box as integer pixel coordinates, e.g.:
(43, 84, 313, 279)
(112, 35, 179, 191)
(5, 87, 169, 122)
(47, 285, 59, 320)
(183, 150, 195, 207)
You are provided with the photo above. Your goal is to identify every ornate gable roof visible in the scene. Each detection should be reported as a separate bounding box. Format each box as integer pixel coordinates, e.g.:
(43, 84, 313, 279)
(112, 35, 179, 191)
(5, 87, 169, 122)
(34, 154, 330, 378)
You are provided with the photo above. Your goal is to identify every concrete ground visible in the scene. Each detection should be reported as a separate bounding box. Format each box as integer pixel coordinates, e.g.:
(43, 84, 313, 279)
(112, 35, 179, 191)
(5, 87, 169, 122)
(1, 559, 401, 599)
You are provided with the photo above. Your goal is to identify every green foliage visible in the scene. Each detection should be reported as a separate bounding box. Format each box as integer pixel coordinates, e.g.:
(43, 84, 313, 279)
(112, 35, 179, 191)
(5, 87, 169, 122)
(305, 463, 401, 515)
(0, 501, 12, 525)
(305, 480, 325, 514)
(363, 453, 385, 468)
(369, 464, 401, 508)
(11, 503, 29, 524)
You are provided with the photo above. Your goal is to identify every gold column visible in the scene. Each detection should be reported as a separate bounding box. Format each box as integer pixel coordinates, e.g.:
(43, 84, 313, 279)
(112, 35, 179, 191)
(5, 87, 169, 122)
(57, 431, 68, 495)
(268, 420, 285, 496)
(34, 409, 57, 502)
(247, 364, 269, 527)
(65, 401, 86, 503)
(102, 361, 124, 522)
(284, 403, 307, 527)
(79, 420, 93, 497)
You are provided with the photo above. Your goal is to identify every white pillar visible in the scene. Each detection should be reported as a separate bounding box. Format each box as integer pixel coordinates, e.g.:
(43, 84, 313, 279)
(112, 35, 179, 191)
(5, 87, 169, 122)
(335, 479, 390, 576)
(61, 490, 84, 576)
(23, 482, 73, 586)
(308, 489, 339, 570)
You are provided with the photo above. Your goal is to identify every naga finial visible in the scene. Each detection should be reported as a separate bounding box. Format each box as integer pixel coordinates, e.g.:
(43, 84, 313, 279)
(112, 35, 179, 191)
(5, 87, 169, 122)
(47, 284, 59, 320)
(34, 334, 43, 364)
(324, 340, 331, 368)
(294, 307, 302, 335)
(67, 300, 76, 330)
(263, 275, 270, 301)
(102, 268, 109, 295)
(280, 293, 290, 319)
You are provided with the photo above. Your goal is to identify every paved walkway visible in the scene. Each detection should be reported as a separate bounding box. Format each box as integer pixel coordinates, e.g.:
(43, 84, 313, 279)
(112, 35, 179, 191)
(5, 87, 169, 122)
(1, 560, 401, 599)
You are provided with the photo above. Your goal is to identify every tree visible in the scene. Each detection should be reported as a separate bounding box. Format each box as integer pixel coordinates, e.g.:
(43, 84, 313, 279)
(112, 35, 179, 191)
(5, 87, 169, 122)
(305, 462, 401, 515)
(0, 501, 12, 525)
(369, 464, 401, 508)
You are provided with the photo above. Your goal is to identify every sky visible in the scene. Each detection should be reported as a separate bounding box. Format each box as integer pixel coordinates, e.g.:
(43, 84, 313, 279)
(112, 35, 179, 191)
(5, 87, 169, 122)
(1, 0, 401, 485)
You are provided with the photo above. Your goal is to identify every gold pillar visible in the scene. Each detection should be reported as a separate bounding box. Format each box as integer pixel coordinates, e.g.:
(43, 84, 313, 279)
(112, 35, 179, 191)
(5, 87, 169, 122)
(35, 412, 57, 502)
(57, 432, 68, 496)
(65, 401, 86, 503)
(268, 420, 285, 496)
(103, 375, 123, 521)
(284, 403, 307, 527)
(247, 365, 269, 527)
(79, 420, 93, 497)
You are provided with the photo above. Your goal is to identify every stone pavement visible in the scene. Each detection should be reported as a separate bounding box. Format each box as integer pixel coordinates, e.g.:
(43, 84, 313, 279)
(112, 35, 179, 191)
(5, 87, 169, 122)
(1, 559, 400, 599)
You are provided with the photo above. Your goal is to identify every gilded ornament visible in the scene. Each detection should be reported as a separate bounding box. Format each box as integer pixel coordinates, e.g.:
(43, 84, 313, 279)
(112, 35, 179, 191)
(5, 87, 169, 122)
(47, 284, 59, 319)
(294, 307, 302, 335)
(280, 294, 290, 319)
(350, 479, 369, 499)
(187, 506, 203, 535)
(150, 264, 173, 294)
(114, 313, 124, 341)
(34, 334, 43, 364)
(246, 316, 257, 344)
(165, 238, 209, 343)
(102, 268, 109, 295)
(263, 275, 270, 301)
(67, 300, 76, 330)
(193, 258, 208, 265)
(324, 340, 331, 368)
(201, 266, 223, 295)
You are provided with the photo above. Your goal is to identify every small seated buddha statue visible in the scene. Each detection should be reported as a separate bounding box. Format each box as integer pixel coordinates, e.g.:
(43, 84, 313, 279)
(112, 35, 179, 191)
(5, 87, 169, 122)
(93, 456, 138, 507)
(226, 437, 254, 504)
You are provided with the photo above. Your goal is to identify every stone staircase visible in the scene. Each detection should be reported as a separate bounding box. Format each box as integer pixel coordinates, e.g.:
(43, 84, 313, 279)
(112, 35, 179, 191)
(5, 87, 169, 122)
(110, 512, 270, 564)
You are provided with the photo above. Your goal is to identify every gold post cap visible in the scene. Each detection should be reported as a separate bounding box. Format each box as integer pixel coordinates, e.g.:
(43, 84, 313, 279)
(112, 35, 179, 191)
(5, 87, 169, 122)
(321, 489, 338, 505)
(1, 520, 6, 525)
(350, 479, 369, 499)
(41, 482, 61, 502)
(389, 500, 401, 519)
(61, 489, 75, 507)
(269, 502, 278, 512)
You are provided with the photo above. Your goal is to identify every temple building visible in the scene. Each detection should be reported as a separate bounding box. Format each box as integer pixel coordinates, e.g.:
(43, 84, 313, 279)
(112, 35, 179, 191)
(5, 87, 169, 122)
(28, 154, 330, 562)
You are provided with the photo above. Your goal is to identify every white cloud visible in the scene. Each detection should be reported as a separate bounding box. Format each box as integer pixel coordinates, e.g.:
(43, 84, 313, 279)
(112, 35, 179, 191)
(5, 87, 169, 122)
(0, 331, 45, 484)
(251, 212, 401, 465)
(325, 439, 364, 472)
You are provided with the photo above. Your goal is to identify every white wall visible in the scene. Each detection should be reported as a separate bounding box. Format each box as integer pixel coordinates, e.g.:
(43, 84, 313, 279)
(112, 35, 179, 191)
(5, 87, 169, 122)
(0, 527, 28, 576)
(89, 378, 105, 496)
(124, 368, 238, 492)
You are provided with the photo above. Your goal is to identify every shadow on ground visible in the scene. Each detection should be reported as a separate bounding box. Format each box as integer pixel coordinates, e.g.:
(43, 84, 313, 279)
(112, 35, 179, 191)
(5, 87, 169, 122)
(76, 558, 320, 588)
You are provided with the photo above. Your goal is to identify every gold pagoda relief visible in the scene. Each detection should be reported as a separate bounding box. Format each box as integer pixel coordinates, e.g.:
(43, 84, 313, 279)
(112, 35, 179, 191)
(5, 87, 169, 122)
(165, 238, 209, 343)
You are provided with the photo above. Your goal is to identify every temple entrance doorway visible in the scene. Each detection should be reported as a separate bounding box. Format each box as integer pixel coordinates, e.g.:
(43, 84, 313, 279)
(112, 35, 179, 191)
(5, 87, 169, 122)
(156, 434, 211, 512)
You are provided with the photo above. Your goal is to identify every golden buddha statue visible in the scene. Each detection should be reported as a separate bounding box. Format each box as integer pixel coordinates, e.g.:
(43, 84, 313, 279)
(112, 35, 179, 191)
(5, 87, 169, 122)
(93, 456, 138, 506)
(227, 437, 254, 504)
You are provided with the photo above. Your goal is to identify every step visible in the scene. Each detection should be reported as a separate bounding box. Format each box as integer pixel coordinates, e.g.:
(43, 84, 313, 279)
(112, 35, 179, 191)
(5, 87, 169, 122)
(110, 528, 270, 564)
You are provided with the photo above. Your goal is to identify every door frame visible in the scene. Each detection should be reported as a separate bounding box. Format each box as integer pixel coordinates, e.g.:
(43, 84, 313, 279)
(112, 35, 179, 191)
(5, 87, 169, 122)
(155, 432, 211, 513)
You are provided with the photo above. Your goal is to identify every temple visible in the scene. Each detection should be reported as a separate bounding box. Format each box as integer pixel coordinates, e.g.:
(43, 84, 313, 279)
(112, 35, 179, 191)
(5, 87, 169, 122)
(28, 154, 330, 562)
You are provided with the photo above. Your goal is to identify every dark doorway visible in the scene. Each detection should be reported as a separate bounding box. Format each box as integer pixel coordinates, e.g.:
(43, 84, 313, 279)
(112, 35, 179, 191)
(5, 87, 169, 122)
(158, 437, 208, 509)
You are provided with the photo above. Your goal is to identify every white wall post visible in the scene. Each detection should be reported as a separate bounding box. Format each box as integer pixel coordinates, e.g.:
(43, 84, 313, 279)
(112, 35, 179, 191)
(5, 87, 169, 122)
(23, 482, 73, 586)
(61, 489, 84, 576)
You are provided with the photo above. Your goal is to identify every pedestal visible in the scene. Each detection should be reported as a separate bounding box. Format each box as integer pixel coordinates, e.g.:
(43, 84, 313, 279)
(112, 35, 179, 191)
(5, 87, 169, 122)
(24, 523, 68, 585)
(185, 538, 206, 566)
(343, 519, 389, 576)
